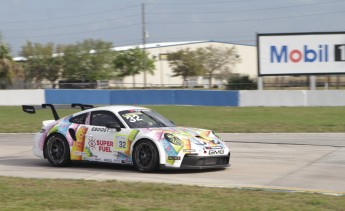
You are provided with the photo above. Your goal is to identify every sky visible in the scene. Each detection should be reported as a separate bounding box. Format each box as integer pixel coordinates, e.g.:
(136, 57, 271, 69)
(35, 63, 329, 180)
(1, 0, 345, 56)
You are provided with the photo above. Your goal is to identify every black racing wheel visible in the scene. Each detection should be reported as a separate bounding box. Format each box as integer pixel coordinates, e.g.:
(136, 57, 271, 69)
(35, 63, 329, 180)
(133, 140, 159, 172)
(45, 134, 71, 167)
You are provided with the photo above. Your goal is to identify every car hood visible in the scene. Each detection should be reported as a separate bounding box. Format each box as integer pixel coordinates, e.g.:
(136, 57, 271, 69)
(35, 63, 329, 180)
(140, 126, 226, 149)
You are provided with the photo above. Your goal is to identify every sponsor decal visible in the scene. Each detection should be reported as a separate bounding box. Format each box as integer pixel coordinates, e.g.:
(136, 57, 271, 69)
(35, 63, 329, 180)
(96, 140, 113, 152)
(113, 159, 122, 164)
(168, 156, 181, 160)
(113, 151, 132, 163)
(270, 44, 345, 64)
(270, 45, 330, 63)
(122, 112, 143, 123)
(208, 149, 224, 155)
(103, 158, 112, 162)
(335, 45, 345, 62)
(85, 157, 95, 161)
(73, 151, 82, 155)
(162, 139, 178, 156)
(205, 146, 223, 150)
(84, 146, 93, 157)
(88, 137, 96, 150)
(71, 126, 88, 160)
(183, 149, 196, 153)
(114, 134, 127, 151)
(91, 127, 112, 133)
(121, 160, 133, 164)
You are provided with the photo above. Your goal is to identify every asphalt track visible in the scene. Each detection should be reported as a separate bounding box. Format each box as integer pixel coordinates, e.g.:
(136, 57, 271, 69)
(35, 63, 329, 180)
(0, 133, 344, 195)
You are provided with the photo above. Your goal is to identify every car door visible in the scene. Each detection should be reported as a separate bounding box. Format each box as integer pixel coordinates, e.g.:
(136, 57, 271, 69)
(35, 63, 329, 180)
(84, 110, 134, 164)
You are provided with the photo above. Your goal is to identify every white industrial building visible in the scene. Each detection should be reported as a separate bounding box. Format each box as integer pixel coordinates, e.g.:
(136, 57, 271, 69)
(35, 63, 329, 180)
(12, 40, 257, 89)
(112, 40, 257, 88)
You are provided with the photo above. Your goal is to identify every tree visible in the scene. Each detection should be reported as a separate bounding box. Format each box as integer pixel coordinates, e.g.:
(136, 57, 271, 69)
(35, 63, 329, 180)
(0, 34, 22, 89)
(113, 48, 155, 87)
(20, 41, 63, 88)
(196, 45, 241, 88)
(62, 39, 116, 81)
(226, 74, 256, 90)
(167, 49, 203, 87)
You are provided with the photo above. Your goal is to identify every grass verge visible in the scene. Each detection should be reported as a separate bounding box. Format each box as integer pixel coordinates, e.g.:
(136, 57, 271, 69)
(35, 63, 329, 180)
(0, 176, 344, 210)
(1, 106, 344, 133)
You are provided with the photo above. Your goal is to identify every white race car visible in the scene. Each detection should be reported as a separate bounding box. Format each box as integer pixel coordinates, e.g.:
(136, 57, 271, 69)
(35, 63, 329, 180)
(23, 104, 230, 172)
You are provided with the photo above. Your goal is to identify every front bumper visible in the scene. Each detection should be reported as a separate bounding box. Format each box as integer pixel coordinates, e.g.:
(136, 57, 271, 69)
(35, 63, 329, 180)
(180, 153, 230, 169)
(161, 152, 230, 169)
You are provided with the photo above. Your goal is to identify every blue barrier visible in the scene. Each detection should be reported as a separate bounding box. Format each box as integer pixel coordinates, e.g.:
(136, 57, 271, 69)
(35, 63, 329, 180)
(110, 90, 175, 105)
(45, 89, 111, 104)
(45, 89, 239, 106)
(175, 90, 238, 106)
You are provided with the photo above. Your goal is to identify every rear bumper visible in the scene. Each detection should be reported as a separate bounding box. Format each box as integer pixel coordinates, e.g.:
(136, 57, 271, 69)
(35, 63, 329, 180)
(33, 132, 44, 159)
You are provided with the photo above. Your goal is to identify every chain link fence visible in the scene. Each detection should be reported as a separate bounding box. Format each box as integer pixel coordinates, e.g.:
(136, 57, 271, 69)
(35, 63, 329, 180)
(4, 75, 345, 90)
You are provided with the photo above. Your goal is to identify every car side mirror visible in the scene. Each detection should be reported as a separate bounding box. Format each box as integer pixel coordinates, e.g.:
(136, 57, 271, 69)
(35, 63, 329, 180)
(105, 122, 121, 132)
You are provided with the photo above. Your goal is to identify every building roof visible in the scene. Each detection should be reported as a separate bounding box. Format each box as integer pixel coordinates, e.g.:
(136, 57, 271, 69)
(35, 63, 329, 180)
(112, 41, 207, 51)
(13, 40, 254, 61)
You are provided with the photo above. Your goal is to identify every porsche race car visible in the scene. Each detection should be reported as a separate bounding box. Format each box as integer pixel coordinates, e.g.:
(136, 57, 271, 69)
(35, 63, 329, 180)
(23, 104, 230, 172)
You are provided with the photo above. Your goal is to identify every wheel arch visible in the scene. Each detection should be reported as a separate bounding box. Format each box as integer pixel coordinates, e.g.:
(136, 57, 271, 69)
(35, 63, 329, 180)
(43, 132, 69, 159)
(131, 138, 166, 165)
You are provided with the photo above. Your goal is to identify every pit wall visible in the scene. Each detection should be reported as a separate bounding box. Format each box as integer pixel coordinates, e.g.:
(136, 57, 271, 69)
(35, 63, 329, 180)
(1, 89, 345, 106)
(0, 89, 45, 106)
(239, 90, 345, 106)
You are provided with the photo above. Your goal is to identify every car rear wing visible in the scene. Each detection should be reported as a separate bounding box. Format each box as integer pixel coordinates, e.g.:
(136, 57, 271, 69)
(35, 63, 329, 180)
(22, 103, 94, 120)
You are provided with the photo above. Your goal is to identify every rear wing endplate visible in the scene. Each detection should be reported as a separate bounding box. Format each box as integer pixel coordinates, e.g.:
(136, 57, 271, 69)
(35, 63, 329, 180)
(22, 103, 94, 120)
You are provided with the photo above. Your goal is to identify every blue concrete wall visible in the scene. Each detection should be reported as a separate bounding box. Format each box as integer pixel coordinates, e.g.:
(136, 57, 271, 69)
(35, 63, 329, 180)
(45, 89, 111, 104)
(45, 89, 239, 106)
(174, 90, 238, 106)
(110, 90, 176, 105)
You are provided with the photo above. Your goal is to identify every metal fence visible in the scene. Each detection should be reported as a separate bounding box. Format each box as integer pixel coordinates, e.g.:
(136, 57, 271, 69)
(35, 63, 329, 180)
(5, 75, 345, 90)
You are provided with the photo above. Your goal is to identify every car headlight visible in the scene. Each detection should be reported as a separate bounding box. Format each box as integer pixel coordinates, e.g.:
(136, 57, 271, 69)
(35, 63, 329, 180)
(212, 131, 222, 143)
(164, 133, 183, 146)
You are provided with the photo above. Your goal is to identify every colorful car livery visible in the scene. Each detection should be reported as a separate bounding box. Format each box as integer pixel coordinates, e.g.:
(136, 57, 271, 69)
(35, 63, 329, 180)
(23, 104, 230, 172)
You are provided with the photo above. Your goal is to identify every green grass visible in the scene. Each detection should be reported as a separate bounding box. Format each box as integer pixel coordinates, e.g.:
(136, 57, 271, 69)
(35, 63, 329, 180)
(1, 106, 345, 133)
(1, 107, 344, 210)
(150, 106, 345, 133)
(0, 176, 343, 211)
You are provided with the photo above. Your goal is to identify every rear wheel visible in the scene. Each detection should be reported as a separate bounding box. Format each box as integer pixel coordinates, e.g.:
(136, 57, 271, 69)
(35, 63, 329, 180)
(45, 134, 71, 167)
(133, 140, 159, 172)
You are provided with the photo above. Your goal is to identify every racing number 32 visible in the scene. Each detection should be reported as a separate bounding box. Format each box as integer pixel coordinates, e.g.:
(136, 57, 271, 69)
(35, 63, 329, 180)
(126, 115, 143, 123)
(115, 135, 127, 150)
(118, 141, 126, 148)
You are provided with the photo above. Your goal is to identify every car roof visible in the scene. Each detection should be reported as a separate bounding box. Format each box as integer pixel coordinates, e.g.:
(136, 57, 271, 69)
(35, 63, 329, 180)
(73, 105, 149, 116)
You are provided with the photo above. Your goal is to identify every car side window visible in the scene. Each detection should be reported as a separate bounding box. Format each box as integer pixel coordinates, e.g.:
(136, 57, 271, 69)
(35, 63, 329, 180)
(69, 113, 88, 124)
(90, 111, 125, 128)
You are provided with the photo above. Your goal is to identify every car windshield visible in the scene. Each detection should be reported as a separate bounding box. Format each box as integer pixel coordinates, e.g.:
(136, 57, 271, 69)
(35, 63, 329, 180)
(119, 109, 175, 128)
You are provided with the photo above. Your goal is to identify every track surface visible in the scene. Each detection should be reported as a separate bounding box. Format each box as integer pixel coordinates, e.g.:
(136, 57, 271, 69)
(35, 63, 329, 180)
(0, 133, 344, 194)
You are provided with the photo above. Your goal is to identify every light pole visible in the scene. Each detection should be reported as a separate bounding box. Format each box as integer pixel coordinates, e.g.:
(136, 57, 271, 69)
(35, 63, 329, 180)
(142, 3, 147, 88)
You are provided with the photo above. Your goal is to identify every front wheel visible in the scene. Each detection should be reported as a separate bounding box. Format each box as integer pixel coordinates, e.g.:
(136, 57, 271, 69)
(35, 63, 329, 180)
(45, 134, 71, 167)
(133, 140, 159, 172)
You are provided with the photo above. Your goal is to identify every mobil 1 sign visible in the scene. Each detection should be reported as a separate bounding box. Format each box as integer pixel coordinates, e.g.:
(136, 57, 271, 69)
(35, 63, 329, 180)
(257, 32, 345, 76)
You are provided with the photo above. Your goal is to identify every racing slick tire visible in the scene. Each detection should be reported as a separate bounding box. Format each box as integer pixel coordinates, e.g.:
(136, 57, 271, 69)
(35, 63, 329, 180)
(133, 140, 159, 172)
(45, 134, 71, 167)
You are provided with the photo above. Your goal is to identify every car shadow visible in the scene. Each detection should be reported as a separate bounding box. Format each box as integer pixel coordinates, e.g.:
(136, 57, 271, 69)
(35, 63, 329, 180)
(0, 158, 227, 174)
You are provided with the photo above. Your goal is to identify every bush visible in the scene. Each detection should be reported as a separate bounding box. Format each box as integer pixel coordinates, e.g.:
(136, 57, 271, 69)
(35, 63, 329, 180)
(226, 75, 256, 90)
